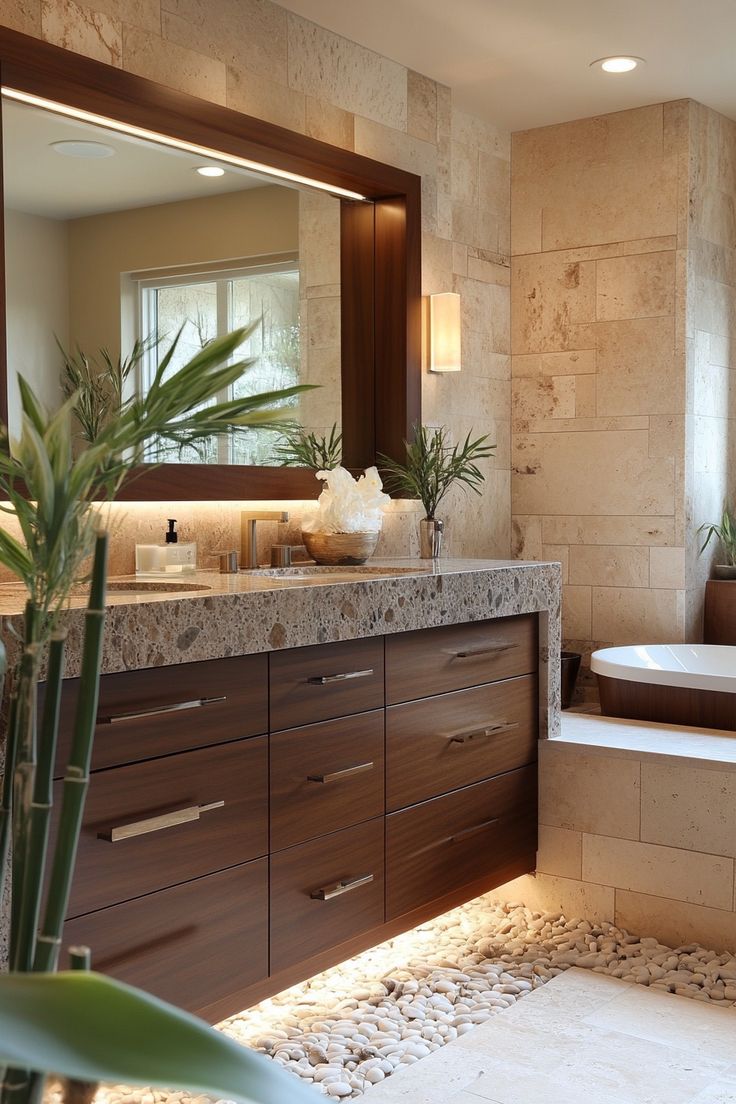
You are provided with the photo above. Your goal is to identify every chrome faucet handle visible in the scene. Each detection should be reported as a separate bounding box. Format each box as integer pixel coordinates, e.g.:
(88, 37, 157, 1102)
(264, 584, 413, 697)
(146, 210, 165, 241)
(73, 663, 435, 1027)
(240, 510, 290, 570)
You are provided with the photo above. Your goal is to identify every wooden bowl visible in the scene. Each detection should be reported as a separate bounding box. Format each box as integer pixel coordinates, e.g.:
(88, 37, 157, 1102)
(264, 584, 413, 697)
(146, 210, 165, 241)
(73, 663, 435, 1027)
(302, 530, 379, 566)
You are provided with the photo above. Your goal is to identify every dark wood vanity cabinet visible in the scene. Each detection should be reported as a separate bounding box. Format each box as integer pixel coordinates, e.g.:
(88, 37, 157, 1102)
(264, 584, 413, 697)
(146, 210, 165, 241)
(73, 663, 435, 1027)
(55, 614, 539, 1021)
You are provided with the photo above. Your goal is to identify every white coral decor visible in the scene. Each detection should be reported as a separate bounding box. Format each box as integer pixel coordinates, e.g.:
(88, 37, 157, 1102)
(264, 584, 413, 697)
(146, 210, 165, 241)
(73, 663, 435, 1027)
(302, 465, 390, 535)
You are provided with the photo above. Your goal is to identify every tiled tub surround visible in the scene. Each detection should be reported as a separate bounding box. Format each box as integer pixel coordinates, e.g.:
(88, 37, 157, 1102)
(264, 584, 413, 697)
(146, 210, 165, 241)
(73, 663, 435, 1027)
(0, 559, 560, 1009)
(499, 711, 736, 955)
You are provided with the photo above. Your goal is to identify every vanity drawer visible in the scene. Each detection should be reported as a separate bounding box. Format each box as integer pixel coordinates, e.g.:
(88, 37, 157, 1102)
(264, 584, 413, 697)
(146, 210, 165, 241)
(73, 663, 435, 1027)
(60, 737, 268, 916)
(386, 765, 537, 920)
(52, 654, 268, 776)
(270, 710, 385, 851)
(386, 675, 537, 810)
(385, 615, 537, 704)
(270, 638, 384, 731)
(63, 859, 268, 1016)
(270, 818, 385, 973)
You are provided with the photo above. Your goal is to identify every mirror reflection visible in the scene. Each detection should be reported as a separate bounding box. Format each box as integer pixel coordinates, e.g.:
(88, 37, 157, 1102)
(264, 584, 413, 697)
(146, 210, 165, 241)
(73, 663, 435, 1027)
(2, 97, 342, 465)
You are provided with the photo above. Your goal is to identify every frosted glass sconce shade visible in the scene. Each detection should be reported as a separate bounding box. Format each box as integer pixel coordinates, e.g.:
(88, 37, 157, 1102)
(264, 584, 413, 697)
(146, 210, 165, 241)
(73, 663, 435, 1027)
(428, 292, 461, 373)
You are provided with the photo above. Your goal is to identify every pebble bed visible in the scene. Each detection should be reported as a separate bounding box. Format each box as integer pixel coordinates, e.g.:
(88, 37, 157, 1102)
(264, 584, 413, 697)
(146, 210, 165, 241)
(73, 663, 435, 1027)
(64, 892, 736, 1104)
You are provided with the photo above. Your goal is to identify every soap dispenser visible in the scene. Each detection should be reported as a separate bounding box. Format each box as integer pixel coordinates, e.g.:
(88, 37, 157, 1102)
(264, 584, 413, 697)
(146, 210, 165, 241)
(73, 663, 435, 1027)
(135, 519, 197, 575)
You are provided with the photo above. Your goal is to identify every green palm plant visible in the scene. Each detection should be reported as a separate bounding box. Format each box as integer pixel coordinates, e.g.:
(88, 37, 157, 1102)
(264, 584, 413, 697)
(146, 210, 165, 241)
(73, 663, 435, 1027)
(0, 323, 313, 1104)
(698, 506, 736, 567)
(379, 424, 495, 520)
(272, 422, 343, 469)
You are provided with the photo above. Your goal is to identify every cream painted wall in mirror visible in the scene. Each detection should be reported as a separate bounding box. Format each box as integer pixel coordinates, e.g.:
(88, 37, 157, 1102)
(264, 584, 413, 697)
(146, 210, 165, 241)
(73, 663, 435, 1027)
(2, 95, 342, 463)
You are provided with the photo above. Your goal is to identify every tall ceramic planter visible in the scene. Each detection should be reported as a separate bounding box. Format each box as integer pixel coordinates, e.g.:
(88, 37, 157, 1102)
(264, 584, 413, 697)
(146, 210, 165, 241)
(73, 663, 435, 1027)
(419, 517, 444, 559)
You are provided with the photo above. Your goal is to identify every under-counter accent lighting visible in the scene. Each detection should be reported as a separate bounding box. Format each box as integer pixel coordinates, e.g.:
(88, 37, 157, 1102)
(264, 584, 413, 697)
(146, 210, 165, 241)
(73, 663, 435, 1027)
(590, 55, 644, 73)
(428, 292, 461, 373)
(196, 165, 226, 177)
(1, 86, 368, 202)
(51, 139, 115, 158)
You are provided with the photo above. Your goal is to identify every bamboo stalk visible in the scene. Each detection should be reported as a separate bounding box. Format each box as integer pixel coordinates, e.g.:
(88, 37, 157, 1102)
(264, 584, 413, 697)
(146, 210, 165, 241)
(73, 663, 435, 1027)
(14, 633, 67, 972)
(33, 536, 107, 974)
(62, 946, 98, 1104)
(9, 643, 40, 971)
(0, 683, 18, 913)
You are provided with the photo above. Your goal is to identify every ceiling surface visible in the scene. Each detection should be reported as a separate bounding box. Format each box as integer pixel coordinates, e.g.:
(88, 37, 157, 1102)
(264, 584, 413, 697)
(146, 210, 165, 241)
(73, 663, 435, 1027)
(275, 0, 736, 131)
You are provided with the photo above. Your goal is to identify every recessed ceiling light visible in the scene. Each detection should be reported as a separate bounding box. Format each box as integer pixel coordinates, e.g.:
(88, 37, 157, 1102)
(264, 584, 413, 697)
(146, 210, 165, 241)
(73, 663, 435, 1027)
(50, 139, 115, 158)
(196, 165, 226, 177)
(590, 55, 645, 73)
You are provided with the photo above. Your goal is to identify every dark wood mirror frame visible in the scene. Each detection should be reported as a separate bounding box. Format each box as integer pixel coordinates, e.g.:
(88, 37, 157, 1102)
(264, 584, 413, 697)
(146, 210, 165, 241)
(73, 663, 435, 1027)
(0, 26, 421, 500)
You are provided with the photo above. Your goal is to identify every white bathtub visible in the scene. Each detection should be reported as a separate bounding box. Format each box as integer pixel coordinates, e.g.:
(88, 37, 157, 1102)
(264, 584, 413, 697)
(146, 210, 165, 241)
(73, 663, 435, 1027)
(591, 645, 736, 729)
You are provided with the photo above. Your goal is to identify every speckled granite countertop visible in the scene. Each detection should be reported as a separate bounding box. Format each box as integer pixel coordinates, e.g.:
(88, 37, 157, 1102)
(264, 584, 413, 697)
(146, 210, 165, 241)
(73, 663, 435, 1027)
(0, 558, 562, 736)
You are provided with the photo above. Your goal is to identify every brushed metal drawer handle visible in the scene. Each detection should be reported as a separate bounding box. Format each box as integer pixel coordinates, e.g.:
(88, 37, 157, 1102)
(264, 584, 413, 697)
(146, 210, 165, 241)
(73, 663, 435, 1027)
(307, 669, 374, 685)
(310, 873, 374, 900)
(447, 817, 499, 845)
(445, 721, 520, 744)
(307, 761, 375, 784)
(98, 800, 225, 843)
(98, 695, 227, 725)
(451, 642, 520, 659)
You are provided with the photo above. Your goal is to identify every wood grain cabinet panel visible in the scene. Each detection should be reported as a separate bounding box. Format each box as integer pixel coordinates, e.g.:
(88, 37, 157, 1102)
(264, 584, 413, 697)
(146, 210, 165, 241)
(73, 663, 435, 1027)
(270, 710, 385, 851)
(386, 765, 537, 920)
(385, 615, 537, 705)
(270, 638, 384, 731)
(270, 818, 385, 973)
(386, 675, 537, 811)
(51, 654, 268, 776)
(59, 737, 268, 917)
(63, 860, 268, 1015)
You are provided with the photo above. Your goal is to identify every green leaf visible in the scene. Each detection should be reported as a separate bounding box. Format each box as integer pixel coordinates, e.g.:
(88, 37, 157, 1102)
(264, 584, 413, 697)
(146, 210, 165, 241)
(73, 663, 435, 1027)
(0, 972, 314, 1104)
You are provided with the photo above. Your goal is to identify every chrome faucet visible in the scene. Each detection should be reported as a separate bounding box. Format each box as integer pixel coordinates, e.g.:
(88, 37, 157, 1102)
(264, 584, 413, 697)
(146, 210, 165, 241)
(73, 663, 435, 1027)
(240, 510, 289, 569)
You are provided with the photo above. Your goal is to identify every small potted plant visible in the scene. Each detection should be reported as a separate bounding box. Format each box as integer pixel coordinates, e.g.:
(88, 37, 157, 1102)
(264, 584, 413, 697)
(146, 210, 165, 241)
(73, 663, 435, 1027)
(698, 506, 736, 578)
(380, 425, 494, 558)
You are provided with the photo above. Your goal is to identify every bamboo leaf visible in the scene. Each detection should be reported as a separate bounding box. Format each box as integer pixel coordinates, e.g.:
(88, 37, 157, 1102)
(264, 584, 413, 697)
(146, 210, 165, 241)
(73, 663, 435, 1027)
(0, 972, 315, 1104)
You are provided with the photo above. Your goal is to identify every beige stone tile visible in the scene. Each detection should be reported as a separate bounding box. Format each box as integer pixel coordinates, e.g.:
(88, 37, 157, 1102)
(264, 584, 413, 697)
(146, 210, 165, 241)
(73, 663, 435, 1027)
(512, 350, 597, 378)
(42, 0, 122, 65)
(162, 0, 285, 78)
(306, 296, 340, 348)
(575, 374, 596, 417)
(510, 515, 542, 559)
(510, 173, 542, 255)
(451, 140, 478, 207)
(532, 238, 679, 266)
(640, 761, 736, 857)
(512, 376, 576, 430)
(479, 151, 509, 216)
(539, 743, 640, 838)
(594, 316, 682, 416)
(564, 587, 591, 640)
(615, 889, 736, 955)
(542, 515, 676, 548)
(303, 96, 354, 150)
(299, 191, 341, 288)
(592, 586, 683, 644)
(452, 108, 509, 160)
(452, 243, 468, 278)
(455, 276, 509, 352)
(287, 15, 406, 132)
(649, 415, 686, 460)
(537, 825, 582, 879)
(596, 252, 675, 322)
(513, 105, 666, 173)
(512, 430, 674, 516)
(488, 871, 615, 924)
(354, 115, 436, 182)
(0, 0, 41, 34)
(583, 985, 736, 1062)
(663, 99, 690, 159)
(467, 256, 509, 286)
(542, 543, 569, 583)
(421, 232, 453, 295)
(83, 0, 160, 32)
(407, 70, 437, 144)
(517, 414, 649, 435)
(650, 547, 686, 589)
(583, 834, 734, 909)
(511, 254, 596, 354)
(122, 23, 225, 102)
(569, 545, 649, 588)
(227, 65, 305, 132)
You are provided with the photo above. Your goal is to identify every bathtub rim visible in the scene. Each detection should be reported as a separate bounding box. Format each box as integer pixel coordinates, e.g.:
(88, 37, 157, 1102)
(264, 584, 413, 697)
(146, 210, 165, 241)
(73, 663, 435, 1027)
(591, 644, 736, 694)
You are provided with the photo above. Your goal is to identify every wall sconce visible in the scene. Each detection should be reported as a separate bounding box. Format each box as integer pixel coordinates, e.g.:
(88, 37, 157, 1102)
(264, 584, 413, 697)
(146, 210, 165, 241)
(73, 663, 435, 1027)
(428, 292, 461, 373)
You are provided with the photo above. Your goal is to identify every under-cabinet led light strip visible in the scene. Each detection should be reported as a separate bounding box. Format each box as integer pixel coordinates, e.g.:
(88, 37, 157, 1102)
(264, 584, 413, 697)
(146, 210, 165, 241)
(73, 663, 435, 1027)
(1, 86, 368, 202)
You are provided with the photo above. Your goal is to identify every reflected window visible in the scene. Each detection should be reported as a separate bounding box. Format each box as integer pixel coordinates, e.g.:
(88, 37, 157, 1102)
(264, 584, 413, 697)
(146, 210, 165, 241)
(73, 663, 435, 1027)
(138, 256, 300, 464)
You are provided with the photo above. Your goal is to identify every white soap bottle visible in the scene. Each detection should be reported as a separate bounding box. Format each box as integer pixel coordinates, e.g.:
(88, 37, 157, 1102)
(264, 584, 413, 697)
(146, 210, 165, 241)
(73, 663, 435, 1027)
(135, 519, 197, 575)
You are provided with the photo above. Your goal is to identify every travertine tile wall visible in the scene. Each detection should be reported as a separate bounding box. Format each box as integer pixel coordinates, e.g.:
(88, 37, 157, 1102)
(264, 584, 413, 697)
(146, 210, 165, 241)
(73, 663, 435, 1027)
(686, 103, 736, 637)
(0, 0, 511, 564)
(495, 740, 736, 954)
(510, 103, 689, 667)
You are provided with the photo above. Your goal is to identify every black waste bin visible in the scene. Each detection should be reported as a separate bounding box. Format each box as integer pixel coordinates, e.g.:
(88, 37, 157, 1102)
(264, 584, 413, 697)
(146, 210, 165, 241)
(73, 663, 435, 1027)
(561, 651, 582, 709)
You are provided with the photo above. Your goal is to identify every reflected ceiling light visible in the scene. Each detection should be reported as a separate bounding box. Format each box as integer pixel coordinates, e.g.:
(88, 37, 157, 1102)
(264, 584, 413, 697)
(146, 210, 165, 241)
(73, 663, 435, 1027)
(590, 55, 644, 73)
(2, 86, 368, 202)
(51, 139, 115, 158)
(196, 165, 226, 177)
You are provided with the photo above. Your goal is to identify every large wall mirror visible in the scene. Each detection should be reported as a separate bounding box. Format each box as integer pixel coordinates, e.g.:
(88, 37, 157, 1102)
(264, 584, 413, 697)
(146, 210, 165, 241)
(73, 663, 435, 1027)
(0, 27, 421, 500)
